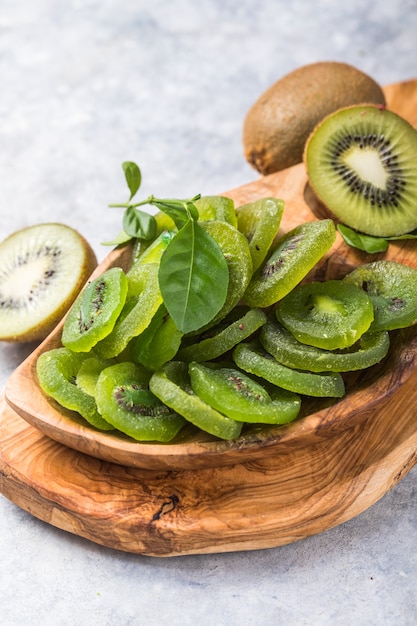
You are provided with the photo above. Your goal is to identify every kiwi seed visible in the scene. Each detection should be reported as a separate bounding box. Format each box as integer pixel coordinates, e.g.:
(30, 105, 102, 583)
(0, 223, 97, 342)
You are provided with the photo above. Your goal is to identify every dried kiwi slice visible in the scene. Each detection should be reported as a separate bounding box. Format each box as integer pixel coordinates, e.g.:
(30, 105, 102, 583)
(95, 361, 186, 442)
(193, 195, 237, 227)
(132, 304, 183, 371)
(276, 279, 374, 350)
(149, 361, 242, 440)
(177, 307, 266, 363)
(261, 317, 390, 373)
(94, 263, 163, 359)
(343, 260, 417, 331)
(61, 267, 128, 352)
(76, 356, 115, 396)
(236, 197, 284, 271)
(233, 342, 345, 398)
(36, 347, 113, 430)
(199, 220, 253, 327)
(189, 362, 301, 424)
(243, 219, 336, 308)
(304, 104, 417, 237)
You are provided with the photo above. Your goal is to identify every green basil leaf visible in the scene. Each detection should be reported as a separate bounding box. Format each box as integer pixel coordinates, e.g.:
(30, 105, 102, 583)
(123, 206, 157, 240)
(338, 224, 388, 253)
(158, 220, 229, 333)
(122, 161, 142, 200)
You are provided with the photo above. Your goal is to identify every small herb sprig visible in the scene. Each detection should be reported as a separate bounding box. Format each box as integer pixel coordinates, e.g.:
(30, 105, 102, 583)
(104, 162, 229, 334)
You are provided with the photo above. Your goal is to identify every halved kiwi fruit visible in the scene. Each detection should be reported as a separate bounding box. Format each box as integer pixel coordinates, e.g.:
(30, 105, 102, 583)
(0, 223, 97, 342)
(304, 105, 417, 237)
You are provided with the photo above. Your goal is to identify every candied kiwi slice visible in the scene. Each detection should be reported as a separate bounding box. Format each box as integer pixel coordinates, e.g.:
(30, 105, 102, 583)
(233, 342, 345, 398)
(94, 263, 163, 359)
(189, 361, 301, 424)
(177, 307, 266, 362)
(243, 219, 336, 308)
(261, 317, 390, 373)
(198, 220, 253, 327)
(304, 104, 417, 237)
(36, 347, 113, 430)
(149, 361, 242, 440)
(62, 267, 128, 352)
(236, 197, 284, 272)
(193, 195, 237, 227)
(76, 356, 115, 396)
(95, 361, 186, 442)
(276, 279, 374, 350)
(344, 260, 417, 331)
(132, 304, 183, 371)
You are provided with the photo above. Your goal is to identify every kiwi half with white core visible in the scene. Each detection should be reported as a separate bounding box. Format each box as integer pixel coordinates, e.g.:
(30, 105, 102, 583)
(0, 223, 97, 342)
(304, 105, 417, 237)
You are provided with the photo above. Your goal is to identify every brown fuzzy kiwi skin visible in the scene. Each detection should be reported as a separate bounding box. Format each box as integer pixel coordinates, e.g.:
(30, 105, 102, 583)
(242, 61, 386, 176)
(0, 224, 98, 343)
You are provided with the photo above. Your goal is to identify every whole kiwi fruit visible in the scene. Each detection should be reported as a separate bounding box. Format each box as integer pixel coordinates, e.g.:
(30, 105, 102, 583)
(243, 61, 386, 175)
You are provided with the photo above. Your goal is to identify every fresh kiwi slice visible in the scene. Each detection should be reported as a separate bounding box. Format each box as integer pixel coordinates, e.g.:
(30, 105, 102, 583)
(276, 279, 374, 350)
(344, 260, 417, 331)
(261, 317, 390, 373)
(61, 267, 128, 352)
(36, 347, 113, 430)
(243, 219, 336, 308)
(235, 197, 284, 271)
(95, 361, 186, 442)
(149, 360, 243, 440)
(177, 306, 266, 363)
(0, 223, 97, 342)
(233, 342, 345, 398)
(304, 104, 417, 237)
(189, 361, 301, 424)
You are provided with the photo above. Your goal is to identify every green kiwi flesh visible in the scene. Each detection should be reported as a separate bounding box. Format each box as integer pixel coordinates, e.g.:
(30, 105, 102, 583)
(0, 223, 97, 342)
(304, 105, 417, 237)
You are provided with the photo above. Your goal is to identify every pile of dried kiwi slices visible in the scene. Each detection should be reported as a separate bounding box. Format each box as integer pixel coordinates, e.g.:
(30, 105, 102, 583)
(36, 195, 417, 443)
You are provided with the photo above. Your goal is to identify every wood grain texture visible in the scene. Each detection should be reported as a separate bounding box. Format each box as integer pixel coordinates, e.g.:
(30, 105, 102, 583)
(1, 79, 417, 555)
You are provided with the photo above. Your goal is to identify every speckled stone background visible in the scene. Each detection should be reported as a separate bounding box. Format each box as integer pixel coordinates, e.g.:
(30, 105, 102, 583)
(0, 1, 416, 624)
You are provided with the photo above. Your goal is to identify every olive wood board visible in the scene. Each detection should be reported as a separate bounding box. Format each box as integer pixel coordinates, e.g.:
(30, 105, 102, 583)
(1, 78, 417, 557)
